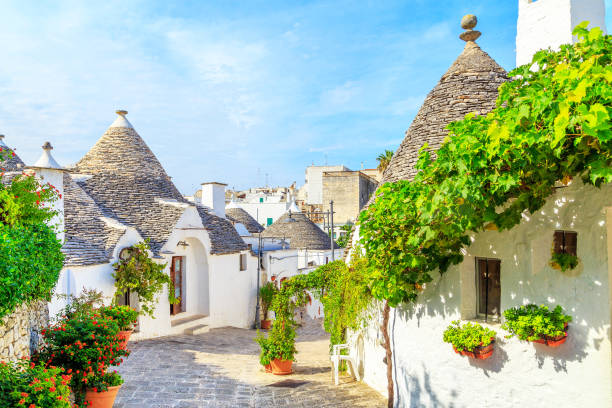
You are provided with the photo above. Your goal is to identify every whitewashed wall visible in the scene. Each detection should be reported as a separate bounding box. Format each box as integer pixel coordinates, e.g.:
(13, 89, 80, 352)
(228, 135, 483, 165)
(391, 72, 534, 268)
(239, 201, 290, 226)
(350, 180, 612, 407)
(516, 0, 607, 66)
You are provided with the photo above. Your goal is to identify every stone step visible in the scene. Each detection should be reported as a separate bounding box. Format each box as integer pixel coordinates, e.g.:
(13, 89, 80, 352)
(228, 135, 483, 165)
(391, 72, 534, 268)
(184, 324, 210, 335)
(171, 313, 208, 328)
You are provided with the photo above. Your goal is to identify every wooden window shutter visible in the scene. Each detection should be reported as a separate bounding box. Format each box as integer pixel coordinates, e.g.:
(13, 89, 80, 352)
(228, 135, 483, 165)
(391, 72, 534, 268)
(553, 231, 565, 254)
(564, 232, 577, 256)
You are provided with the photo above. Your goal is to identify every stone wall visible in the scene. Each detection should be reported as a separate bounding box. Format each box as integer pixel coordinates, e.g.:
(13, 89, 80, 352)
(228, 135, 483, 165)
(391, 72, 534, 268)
(0, 301, 49, 362)
(323, 171, 378, 225)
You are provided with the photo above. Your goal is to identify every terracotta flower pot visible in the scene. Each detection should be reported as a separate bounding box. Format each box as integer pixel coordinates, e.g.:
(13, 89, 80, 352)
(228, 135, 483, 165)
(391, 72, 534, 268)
(270, 359, 293, 375)
(264, 364, 272, 373)
(453, 339, 495, 360)
(531, 326, 568, 347)
(117, 330, 133, 350)
(261, 319, 272, 330)
(85, 385, 122, 408)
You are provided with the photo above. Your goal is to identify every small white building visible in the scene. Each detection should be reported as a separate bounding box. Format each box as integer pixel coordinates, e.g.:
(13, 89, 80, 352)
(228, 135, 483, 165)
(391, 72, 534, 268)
(43, 110, 259, 339)
(304, 165, 350, 205)
(347, 4, 611, 407)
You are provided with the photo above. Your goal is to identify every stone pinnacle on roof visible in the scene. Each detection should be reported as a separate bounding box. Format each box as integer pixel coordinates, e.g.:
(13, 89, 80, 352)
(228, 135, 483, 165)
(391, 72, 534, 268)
(460, 14, 481, 42)
(111, 109, 134, 129)
(32, 142, 63, 170)
(378, 17, 507, 185)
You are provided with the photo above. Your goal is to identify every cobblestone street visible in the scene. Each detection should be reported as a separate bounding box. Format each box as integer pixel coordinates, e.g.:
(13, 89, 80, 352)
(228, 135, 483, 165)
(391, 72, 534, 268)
(114, 319, 386, 407)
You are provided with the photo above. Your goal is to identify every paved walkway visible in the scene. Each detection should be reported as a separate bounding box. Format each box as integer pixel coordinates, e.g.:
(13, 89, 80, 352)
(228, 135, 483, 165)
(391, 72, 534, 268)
(114, 318, 386, 407)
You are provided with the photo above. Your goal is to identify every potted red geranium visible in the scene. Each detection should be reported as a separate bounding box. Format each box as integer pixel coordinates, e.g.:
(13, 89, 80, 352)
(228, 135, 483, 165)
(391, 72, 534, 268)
(36, 310, 129, 407)
(100, 305, 139, 350)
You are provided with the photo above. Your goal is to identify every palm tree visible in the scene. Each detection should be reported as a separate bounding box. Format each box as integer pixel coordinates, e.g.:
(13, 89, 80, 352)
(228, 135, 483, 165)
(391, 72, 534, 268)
(376, 150, 395, 173)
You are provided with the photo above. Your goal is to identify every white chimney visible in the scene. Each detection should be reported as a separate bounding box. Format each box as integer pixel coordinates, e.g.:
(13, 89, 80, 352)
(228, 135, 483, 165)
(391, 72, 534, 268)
(516, 0, 607, 67)
(201, 182, 227, 218)
(29, 142, 65, 243)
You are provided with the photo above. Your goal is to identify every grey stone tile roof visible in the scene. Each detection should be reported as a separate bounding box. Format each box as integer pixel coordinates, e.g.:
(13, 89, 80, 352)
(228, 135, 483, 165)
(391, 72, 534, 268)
(63, 173, 127, 267)
(381, 41, 507, 184)
(72, 121, 246, 256)
(195, 205, 248, 254)
(261, 212, 337, 250)
(226, 207, 265, 234)
(0, 137, 26, 172)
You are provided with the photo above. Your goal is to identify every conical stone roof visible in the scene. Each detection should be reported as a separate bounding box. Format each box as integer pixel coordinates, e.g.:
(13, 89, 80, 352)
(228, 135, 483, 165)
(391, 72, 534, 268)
(74, 111, 246, 255)
(226, 205, 264, 234)
(0, 135, 26, 172)
(381, 20, 507, 184)
(262, 211, 337, 250)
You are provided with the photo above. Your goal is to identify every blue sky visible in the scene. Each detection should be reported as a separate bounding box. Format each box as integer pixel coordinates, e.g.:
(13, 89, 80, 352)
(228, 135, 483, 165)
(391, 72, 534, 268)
(1, 0, 611, 194)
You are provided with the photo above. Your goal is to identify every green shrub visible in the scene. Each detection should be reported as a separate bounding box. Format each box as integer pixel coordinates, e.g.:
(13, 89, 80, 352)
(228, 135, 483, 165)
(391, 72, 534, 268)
(100, 305, 139, 331)
(259, 282, 277, 321)
(502, 304, 572, 341)
(83, 371, 124, 393)
(255, 320, 298, 364)
(0, 222, 64, 320)
(0, 360, 72, 408)
(54, 288, 106, 321)
(443, 320, 496, 352)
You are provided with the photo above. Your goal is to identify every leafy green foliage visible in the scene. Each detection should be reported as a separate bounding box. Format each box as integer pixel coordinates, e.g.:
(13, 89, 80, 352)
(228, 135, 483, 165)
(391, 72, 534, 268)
(334, 224, 353, 248)
(443, 320, 496, 352)
(255, 259, 372, 363)
(502, 304, 572, 341)
(36, 310, 128, 404)
(0, 360, 72, 408)
(83, 371, 124, 393)
(54, 288, 106, 321)
(0, 223, 64, 320)
(550, 252, 579, 271)
(112, 241, 178, 317)
(359, 25, 612, 307)
(259, 282, 278, 321)
(0, 150, 64, 320)
(377, 150, 395, 172)
(100, 305, 139, 332)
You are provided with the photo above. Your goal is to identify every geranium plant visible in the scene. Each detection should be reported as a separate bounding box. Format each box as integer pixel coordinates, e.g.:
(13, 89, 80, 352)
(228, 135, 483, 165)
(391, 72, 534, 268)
(35, 310, 129, 404)
(502, 304, 572, 342)
(443, 320, 496, 352)
(100, 305, 139, 332)
(0, 360, 72, 408)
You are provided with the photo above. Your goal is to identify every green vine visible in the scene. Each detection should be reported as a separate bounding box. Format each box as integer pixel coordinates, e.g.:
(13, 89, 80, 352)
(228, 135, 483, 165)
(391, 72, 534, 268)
(112, 240, 178, 317)
(359, 25, 611, 307)
(255, 258, 372, 363)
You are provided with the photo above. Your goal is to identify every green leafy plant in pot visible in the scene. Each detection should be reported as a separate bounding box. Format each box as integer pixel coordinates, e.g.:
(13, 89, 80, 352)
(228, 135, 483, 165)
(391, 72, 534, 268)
(100, 305, 139, 349)
(443, 320, 497, 360)
(259, 281, 278, 329)
(255, 319, 297, 375)
(502, 304, 571, 347)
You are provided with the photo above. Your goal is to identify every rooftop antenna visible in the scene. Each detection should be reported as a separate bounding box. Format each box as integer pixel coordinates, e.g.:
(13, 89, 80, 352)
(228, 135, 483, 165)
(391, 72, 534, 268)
(265, 173, 269, 187)
(361, 161, 364, 170)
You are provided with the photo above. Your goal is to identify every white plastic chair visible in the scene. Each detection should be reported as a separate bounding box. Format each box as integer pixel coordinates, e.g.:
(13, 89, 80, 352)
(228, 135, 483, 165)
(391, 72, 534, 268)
(330, 344, 360, 385)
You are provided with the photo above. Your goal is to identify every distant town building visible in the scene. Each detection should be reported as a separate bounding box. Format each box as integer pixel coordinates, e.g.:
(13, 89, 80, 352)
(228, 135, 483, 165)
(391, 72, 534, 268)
(322, 170, 377, 226)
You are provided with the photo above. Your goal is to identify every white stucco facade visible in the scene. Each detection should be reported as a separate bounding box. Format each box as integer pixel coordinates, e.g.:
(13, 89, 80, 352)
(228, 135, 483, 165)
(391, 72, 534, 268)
(239, 201, 291, 227)
(305, 165, 350, 205)
(349, 180, 612, 407)
(516, 0, 607, 66)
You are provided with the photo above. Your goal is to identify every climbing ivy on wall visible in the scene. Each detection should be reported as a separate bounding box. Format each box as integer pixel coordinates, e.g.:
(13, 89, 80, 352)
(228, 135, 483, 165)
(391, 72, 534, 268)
(359, 24, 611, 307)
(0, 150, 64, 320)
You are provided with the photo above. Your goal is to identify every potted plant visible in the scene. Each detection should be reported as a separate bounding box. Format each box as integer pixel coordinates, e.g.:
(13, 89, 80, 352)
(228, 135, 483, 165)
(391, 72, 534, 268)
(443, 320, 497, 360)
(36, 310, 129, 407)
(549, 252, 579, 271)
(100, 305, 139, 350)
(260, 282, 277, 329)
(255, 332, 272, 373)
(83, 371, 124, 408)
(0, 360, 72, 407)
(502, 304, 572, 347)
(256, 319, 297, 375)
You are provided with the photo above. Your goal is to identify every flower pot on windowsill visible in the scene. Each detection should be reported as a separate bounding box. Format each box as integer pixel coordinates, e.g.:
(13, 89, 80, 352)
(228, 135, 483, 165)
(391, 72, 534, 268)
(117, 330, 133, 350)
(270, 359, 293, 375)
(261, 319, 272, 330)
(85, 385, 122, 408)
(453, 339, 495, 360)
